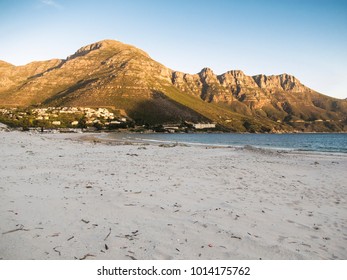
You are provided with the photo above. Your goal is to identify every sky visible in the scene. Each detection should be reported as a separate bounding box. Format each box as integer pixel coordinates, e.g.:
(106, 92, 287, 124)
(0, 0, 346, 99)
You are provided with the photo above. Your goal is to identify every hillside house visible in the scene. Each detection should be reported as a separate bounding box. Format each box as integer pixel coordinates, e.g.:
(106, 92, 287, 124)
(192, 123, 216, 129)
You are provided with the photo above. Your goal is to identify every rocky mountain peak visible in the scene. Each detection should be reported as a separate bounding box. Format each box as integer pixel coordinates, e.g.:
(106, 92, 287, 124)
(227, 70, 246, 78)
(199, 67, 214, 77)
(67, 39, 150, 61)
(67, 41, 104, 60)
(251, 73, 309, 92)
(0, 60, 14, 68)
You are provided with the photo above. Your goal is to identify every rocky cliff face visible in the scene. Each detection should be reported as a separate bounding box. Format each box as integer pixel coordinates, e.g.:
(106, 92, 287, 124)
(0, 59, 62, 93)
(0, 40, 170, 107)
(171, 69, 311, 108)
(0, 39, 346, 132)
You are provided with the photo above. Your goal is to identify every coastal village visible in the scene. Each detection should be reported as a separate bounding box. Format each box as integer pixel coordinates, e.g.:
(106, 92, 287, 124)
(0, 107, 216, 133)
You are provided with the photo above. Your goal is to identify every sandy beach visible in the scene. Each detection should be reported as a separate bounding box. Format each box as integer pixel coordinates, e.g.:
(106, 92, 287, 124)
(0, 130, 346, 260)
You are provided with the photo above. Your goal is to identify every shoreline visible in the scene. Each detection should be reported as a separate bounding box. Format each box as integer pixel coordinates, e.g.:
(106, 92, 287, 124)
(47, 131, 347, 156)
(2, 127, 347, 161)
(97, 131, 347, 155)
(0, 130, 346, 260)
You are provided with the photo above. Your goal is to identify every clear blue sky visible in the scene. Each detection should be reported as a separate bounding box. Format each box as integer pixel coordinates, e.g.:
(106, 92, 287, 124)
(1, 0, 346, 99)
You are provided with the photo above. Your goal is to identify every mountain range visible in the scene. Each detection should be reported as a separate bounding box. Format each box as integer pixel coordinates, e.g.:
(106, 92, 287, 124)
(0, 39, 346, 132)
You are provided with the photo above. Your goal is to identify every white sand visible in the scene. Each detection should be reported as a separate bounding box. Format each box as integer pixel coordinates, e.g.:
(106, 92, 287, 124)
(0, 130, 346, 260)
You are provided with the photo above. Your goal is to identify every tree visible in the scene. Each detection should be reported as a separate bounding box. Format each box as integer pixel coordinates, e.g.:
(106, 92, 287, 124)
(93, 122, 103, 130)
(77, 116, 87, 129)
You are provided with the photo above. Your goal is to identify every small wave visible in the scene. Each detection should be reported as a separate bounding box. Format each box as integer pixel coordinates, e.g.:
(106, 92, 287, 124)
(108, 133, 347, 154)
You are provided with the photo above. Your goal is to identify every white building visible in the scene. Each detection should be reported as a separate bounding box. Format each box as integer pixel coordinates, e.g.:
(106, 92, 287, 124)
(192, 123, 216, 129)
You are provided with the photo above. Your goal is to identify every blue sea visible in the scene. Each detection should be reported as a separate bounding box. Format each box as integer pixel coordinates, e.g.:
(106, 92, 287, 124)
(112, 133, 347, 153)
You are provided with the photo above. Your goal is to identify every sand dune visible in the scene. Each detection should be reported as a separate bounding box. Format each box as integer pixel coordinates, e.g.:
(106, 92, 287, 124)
(0, 131, 346, 260)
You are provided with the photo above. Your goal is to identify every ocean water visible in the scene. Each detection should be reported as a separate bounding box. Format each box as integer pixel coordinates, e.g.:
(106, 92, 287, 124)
(113, 133, 347, 153)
